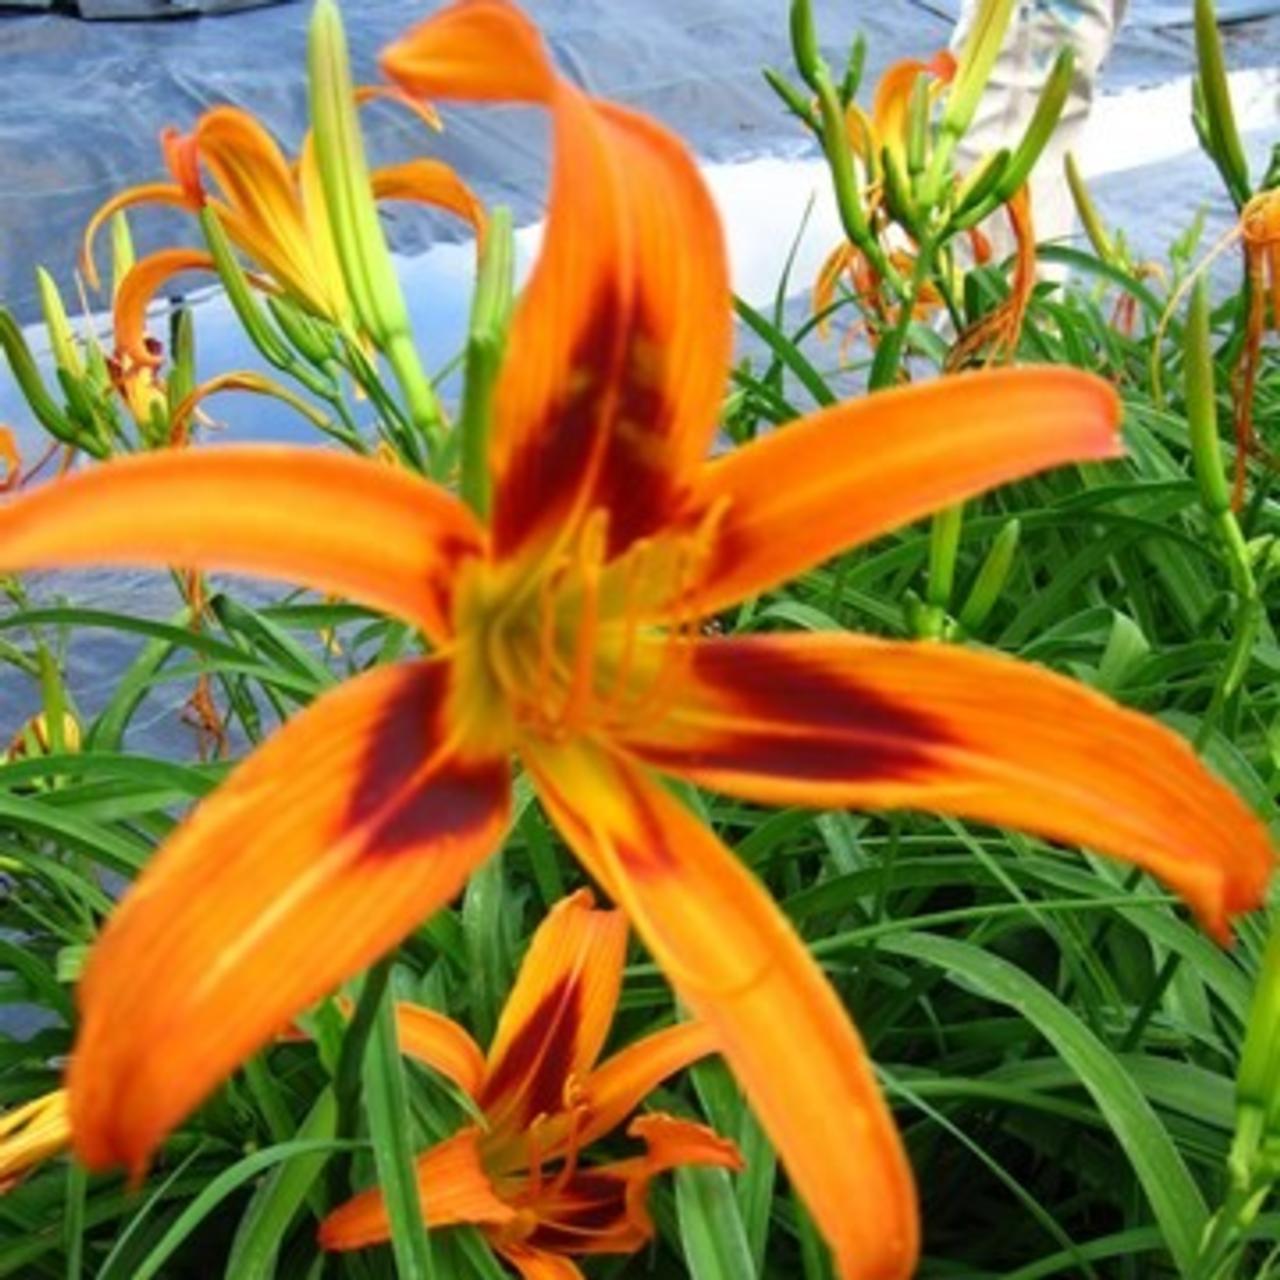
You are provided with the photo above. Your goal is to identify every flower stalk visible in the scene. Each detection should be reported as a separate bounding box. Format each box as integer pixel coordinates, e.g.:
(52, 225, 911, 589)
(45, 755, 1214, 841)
(1185, 278, 1260, 742)
(308, 0, 444, 460)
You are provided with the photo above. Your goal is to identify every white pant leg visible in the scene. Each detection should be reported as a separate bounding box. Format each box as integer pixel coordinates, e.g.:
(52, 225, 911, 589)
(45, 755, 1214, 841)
(950, 0, 1127, 247)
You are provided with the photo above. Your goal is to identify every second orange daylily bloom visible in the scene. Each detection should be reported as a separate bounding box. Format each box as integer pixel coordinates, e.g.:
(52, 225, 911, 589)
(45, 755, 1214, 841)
(80, 101, 485, 370)
(813, 52, 990, 348)
(0, 4, 1272, 1277)
(321, 891, 737, 1277)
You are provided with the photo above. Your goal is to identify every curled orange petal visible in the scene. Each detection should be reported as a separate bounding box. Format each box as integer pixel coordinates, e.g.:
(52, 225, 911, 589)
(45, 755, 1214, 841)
(320, 1126, 516, 1250)
(527, 740, 918, 1280)
(479, 889, 627, 1144)
(620, 633, 1275, 942)
(70, 659, 510, 1175)
(0, 446, 484, 642)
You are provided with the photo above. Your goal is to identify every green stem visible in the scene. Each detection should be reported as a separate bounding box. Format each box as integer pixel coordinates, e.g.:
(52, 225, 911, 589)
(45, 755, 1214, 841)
(870, 236, 935, 389)
(458, 207, 515, 518)
(329, 955, 394, 1201)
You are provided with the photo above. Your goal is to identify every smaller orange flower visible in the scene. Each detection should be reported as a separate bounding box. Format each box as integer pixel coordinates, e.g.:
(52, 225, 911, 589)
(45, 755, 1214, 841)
(811, 51, 1009, 357)
(0, 427, 20, 492)
(0, 1090, 70, 1193)
(320, 891, 738, 1277)
(80, 103, 485, 373)
(1232, 188, 1280, 505)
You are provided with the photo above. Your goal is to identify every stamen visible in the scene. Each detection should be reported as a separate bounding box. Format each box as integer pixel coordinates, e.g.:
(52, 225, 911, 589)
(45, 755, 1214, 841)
(547, 1089, 589, 1194)
(525, 1113, 548, 1198)
(556, 512, 608, 737)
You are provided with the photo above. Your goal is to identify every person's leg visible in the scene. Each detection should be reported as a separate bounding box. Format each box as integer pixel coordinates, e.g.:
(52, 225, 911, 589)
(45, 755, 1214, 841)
(950, 0, 1127, 246)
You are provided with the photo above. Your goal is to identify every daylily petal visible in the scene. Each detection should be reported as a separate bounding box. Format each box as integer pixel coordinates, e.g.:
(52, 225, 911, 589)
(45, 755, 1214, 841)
(80, 183, 193, 293)
(620, 633, 1275, 942)
(0, 426, 20, 491)
(519, 1113, 741, 1256)
(480, 889, 627, 1142)
(489, 1020, 717, 1173)
(382, 0, 731, 563)
(319, 1126, 516, 1249)
(871, 58, 930, 166)
(113, 248, 218, 367)
(395, 1001, 487, 1097)
(195, 106, 335, 314)
(526, 740, 917, 1280)
(0, 446, 483, 642)
(371, 159, 488, 240)
(0, 1090, 70, 1193)
(682, 366, 1121, 616)
(355, 83, 444, 134)
(574, 1020, 718, 1151)
(871, 53, 954, 166)
(495, 1245, 585, 1280)
(814, 241, 857, 340)
(68, 659, 510, 1174)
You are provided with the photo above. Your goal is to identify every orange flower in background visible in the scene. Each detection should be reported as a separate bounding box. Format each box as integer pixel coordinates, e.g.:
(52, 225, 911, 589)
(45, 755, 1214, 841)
(321, 891, 737, 1275)
(946, 183, 1037, 369)
(1231, 187, 1280, 504)
(0, 1090, 70, 1193)
(79, 101, 486, 371)
(0, 427, 20, 492)
(0, 3, 1272, 1277)
(845, 51, 957, 182)
(812, 52, 998, 353)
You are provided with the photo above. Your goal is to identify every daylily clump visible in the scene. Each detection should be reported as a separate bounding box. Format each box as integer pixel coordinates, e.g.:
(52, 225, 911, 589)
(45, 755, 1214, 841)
(811, 49, 1037, 367)
(321, 891, 739, 1277)
(0, 3, 1272, 1278)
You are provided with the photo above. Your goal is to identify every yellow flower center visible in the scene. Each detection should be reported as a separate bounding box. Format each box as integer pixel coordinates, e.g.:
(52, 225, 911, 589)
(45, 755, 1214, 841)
(450, 509, 717, 750)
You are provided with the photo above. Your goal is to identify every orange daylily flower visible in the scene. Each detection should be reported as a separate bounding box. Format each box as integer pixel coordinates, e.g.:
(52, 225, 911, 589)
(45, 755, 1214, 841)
(320, 890, 737, 1275)
(946, 184, 1037, 369)
(845, 51, 957, 181)
(0, 1090, 71, 1193)
(80, 102, 485, 370)
(1232, 187, 1280, 505)
(0, 427, 20, 492)
(0, 4, 1271, 1277)
(813, 52, 998, 351)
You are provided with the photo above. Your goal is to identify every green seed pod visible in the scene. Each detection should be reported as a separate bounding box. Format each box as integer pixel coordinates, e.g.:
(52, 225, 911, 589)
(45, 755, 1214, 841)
(1194, 0, 1251, 205)
(267, 295, 340, 369)
(36, 268, 83, 380)
(0, 309, 77, 444)
(309, 0, 441, 448)
(763, 67, 818, 129)
(943, 0, 1017, 141)
(994, 48, 1075, 202)
(958, 517, 1021, 632)
(839, 33, 867, 107)
(951, 148, 1010, 226)
(905, 74, 930, 181)
(1064, 152, 1116, 262)
(1185, 279, 1231, 518)
(789, 0, 823, 91)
